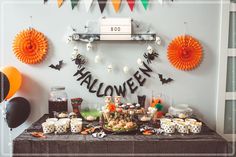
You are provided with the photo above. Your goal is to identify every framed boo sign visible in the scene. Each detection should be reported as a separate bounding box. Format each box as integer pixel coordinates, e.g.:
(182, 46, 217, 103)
(100, 18, 132, 40)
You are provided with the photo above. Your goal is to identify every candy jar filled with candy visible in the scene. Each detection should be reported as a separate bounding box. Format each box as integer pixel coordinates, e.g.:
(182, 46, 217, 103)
(48, 86, 68, 117)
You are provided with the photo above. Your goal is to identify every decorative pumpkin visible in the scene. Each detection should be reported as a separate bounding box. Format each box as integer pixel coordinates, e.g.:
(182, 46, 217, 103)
(12, 28, 48, 64)
(167, 35, 203, 71)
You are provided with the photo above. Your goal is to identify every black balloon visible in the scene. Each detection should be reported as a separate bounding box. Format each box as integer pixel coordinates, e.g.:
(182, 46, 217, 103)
(0, 72, 10, 103)
(6, 97, 31, 129)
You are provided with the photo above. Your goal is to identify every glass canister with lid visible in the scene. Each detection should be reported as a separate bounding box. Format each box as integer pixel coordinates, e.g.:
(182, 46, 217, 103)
(49, 86, 68, 117)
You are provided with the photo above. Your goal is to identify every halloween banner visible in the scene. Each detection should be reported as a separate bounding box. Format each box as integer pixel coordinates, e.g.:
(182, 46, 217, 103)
(84, 0, 93, 11)
(112, 0, 122, 12)
(73, 62, 153, 97)
(127, 0, 135, 11)
(44, 0, 152, 11)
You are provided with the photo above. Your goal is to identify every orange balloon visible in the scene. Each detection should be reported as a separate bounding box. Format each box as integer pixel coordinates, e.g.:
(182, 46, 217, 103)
(1, 66, 22, 100)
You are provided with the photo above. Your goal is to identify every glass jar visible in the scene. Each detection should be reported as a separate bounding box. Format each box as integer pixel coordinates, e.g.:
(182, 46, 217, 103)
(48, 86, 68, 117)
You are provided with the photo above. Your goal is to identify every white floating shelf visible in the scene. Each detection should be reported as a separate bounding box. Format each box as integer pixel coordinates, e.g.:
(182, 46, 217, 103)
(230, 3, 236, 12)
(71, 33, 156, 42)
(226, 92, 236, 100)
(228, 48, 236, 57)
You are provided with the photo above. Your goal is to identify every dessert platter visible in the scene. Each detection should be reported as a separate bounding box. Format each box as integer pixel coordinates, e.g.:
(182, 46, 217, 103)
(102, 96, 143, 133)
(102, 108, 138, 133)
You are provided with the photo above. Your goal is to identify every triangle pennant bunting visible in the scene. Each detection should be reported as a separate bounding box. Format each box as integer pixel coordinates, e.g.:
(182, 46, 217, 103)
(57, 0, 64, 8)
(44, 0, 150, 12)
(127, 0, 135, 11)
(84, 0, 93, 11)
(71, 0, 80, 10)
(112, 0, 122, 12)
(98, 0, 107, 13)
(141, 0, 148, 10)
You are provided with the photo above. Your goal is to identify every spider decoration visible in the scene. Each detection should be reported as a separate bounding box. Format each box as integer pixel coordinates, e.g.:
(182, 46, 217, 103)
(73, 54, 87, 68)
(143, 50, 159, 64)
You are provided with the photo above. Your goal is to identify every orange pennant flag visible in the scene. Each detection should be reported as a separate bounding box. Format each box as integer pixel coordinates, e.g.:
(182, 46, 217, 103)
(57, 0, 64, 8)
(112, 0, 122, 12)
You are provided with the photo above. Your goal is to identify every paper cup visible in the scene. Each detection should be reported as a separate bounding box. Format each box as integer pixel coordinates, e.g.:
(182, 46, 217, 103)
(55, 121, 67, 134)
(42, 121, 55, 134)
(172, 118, 184, 129)
(176, 122, 189, 134)
(105, 96, 112, 104)
(162, 122, 175, 134)
(59, 118, 70, 129)
(114, 96, 122, 104)
(70, 120, 82, 133)
(190, 122, 202, 134)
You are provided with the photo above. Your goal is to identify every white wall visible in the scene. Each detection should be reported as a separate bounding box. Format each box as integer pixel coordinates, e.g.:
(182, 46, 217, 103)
(0, 0, 221, 156)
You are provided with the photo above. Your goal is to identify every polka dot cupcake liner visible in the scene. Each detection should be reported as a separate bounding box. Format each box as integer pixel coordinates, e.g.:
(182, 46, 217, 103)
(70, 123, 82, 133)
(162, 122, 175, 134)
(190, 122, 202, 134)
(55, 121, 67, 134)
(42, 122, 55, 134)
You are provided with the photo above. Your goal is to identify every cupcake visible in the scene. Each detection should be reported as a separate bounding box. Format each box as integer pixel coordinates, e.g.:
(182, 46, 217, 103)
(46, 118, 58, 123)
(190, 122, 202, 134)
(176, 122, 189, 134)
(54, 121, 67, 134)
(42, 121, 55, 134)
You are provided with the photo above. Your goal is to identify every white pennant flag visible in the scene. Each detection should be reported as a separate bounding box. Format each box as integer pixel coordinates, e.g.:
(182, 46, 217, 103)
(84, 0, 93, 11)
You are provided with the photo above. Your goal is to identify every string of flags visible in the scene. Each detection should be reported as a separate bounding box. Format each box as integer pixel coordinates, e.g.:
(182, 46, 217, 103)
(43, 0, 150, 12)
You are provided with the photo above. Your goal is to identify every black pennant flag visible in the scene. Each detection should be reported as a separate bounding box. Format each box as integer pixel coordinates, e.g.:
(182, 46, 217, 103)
(71, 0, 79, 10)
(98, 0, 107, 13)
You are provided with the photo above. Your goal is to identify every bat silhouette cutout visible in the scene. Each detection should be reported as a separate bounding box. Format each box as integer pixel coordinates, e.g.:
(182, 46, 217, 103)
(49, 60, 64, 71)
(158, 74, 174, 85)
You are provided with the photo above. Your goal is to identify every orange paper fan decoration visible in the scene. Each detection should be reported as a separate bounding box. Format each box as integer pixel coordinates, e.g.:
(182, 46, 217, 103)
(13, 28, 48, 64)
(167, 35, 203, 71)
